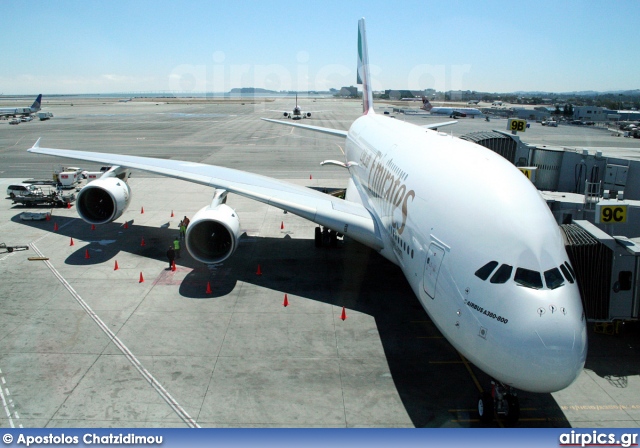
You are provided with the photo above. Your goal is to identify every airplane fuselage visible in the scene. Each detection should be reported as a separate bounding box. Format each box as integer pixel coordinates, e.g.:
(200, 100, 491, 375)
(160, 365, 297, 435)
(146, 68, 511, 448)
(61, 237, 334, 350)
(344, 113, 587, 393)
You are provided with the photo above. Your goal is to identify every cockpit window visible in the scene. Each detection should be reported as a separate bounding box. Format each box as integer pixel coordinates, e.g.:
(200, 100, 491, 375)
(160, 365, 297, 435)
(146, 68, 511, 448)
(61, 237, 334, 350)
(560, 264, 574, 283)
(490, 264, 513, 284)
(514, 268, 543, 289)
(544, 268, 565, 289)
(564, 262, 576, 280)
(475, 261, 498, 281)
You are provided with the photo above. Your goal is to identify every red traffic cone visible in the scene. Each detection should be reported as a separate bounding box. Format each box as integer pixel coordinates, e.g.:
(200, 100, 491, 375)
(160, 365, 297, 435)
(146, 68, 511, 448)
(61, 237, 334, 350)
(280, 221, 284, 230)
(283, 294, 289, 307)
(114, 260, 119, 270)
(123, 222, 128, 229)
(310, 174, 312, 179)
(171, 260, 176, 271)
(140, 237, 146, 247)
(84, 249, 90, 259)
(256, 264, 262, 276)
(53, 222, 59, 231)
(171, 210, 174, 217)
(91, 224, 96, 231)
(340, 306, 347, 321)
(141, 206, 144, 214)
(66, 201, 71, 209)
(139, 272, 144, 283)
(45, 213, 51, 221)
(206, 282, 212, 294)
(69, 237, 74, 246)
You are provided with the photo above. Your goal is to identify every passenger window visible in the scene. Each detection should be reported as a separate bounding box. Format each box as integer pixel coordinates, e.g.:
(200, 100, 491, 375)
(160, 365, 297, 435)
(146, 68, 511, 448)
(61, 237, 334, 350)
(560, 264, 574, 283)
(490, 264, 513, 284)
(475, 261, 498, 281)
(544, 268, 565, 289)
(514, 268, 543, 289)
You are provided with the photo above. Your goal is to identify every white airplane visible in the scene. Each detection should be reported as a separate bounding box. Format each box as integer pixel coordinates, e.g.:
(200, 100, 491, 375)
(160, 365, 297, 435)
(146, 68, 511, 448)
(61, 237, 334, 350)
(270, 93, 325, 119)
(421, 96, 483, 117)
(27, 19, 586, 425)
(0, 94, 42, 118)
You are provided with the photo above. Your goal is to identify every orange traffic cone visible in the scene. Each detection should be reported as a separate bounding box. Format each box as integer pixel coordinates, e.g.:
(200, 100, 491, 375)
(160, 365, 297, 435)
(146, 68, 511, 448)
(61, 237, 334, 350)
(340, 306, 347, 321)
(256, 264, 262, 276)
(171, 210, 174, 217)
(123, 222, 128, 229)
(84, 249, 90, 259)
(206, 282, 212, 294)
(310, 174, 313, 179)
(171, 260, 176, 271)
(69, 237, 74, 246)
(66, 202, 71, 209)
(139, 272, 144, 283)
(283, 294, 289, 307)
(53, 222, 59, 231)
(114, 260, 119, 270)
(45, 213, 51, 221)
(141, 207, 144, 214)
(91, 224, 96, 231)
(280, 221, 284, 230)
(140, 237, 145, 247)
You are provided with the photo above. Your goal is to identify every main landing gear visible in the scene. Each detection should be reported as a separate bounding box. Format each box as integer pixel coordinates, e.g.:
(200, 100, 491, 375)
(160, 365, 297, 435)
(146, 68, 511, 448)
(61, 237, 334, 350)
(477, 380, 520, 426)
(314, 226, 341, 248)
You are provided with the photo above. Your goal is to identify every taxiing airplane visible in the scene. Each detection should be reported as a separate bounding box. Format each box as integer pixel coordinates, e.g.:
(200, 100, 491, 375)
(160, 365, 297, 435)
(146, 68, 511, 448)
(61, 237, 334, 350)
(27, 19, 586, 425)
(0, 94, 42, 118)
(421, 96, 483, 117)
(270, 94, 325, 119)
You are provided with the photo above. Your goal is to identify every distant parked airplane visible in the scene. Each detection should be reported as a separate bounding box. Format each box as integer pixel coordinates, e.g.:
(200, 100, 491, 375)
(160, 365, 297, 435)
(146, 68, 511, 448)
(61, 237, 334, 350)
(0, 94, 42, 118)
(271, 94, 326, 119)
(421, 96, 483, 117)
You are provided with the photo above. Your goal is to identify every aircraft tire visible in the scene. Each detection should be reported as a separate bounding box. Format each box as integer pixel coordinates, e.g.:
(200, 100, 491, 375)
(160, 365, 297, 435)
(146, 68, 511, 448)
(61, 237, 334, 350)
(504, 394, 520, 427)
(314, 227, 322, 248)
(478, 392, 494, 425)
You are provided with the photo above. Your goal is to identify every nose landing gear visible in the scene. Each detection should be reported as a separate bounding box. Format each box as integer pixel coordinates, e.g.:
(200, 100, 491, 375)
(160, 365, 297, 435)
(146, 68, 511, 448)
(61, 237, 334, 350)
(477, 380, 520, 426)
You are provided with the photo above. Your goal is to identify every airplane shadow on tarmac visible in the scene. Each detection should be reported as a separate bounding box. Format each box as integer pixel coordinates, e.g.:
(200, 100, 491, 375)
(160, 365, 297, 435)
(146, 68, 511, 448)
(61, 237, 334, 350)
(14, 211, 570, 428)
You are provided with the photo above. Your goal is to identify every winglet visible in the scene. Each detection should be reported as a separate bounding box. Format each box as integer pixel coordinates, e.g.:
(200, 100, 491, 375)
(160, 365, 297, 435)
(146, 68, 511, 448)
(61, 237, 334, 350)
(357, 18, 374, 115)
(32, 138, 41, 149)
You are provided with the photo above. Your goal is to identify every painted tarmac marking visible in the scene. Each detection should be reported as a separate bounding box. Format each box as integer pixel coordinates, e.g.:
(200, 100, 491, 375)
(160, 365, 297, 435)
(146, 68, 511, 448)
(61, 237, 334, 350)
(30, 242, 200, 428)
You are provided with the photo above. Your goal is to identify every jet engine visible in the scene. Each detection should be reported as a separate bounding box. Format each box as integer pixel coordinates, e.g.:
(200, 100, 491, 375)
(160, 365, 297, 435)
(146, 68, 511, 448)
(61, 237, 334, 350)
(76, 176, 131, 224)
(283, 112, 290, 118)
(305, 112, 311, 118)
(185, 203, 240, 264)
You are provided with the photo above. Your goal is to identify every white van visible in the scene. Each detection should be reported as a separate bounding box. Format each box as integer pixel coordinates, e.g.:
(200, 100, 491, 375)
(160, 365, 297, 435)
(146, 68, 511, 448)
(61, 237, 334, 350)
(6, 183, 43, 198)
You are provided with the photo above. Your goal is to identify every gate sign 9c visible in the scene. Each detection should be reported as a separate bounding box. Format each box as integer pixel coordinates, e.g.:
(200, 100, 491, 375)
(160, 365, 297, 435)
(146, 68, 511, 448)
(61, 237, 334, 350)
(507, 118, 527, 133)
(596, 201, 628, 224)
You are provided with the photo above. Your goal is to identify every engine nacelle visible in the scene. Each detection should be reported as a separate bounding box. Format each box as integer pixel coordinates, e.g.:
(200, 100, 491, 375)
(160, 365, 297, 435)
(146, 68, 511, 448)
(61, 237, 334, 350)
(76, 177, 131, 224)
(185, 204, 240, 264)
(305, 112, 311, 118)
(283, 112, 290, 118)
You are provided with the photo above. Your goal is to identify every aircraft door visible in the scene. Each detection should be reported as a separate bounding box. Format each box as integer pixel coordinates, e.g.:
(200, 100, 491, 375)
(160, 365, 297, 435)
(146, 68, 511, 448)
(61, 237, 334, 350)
(423, 243, 445, 299)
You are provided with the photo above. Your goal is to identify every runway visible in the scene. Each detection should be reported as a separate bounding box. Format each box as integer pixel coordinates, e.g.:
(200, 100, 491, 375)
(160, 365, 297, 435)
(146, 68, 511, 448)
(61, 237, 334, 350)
(0, 97, 639, 427)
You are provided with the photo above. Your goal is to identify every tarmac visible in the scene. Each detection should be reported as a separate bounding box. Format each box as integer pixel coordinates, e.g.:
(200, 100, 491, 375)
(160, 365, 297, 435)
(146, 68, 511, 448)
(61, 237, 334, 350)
(0, 97, 639, 428)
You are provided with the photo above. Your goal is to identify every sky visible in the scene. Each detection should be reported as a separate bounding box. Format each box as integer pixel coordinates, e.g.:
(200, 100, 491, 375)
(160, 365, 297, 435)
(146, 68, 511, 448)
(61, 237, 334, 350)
(1, 0, 639, 95)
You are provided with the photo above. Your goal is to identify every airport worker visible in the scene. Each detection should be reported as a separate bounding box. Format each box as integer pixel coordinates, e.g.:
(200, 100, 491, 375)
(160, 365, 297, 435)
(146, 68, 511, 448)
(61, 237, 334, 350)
(166, 246, 176, 269)
(179, 220, 186, 240)
(173, 236, 181, 259)
(183, 216, 190, 228)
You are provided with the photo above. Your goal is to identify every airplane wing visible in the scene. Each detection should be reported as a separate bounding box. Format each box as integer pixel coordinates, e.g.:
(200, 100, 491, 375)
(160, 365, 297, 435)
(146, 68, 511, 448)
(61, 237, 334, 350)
(260, 118, 348, 137)
(27, 139, 383, 250)
(422, 120, 458, 130)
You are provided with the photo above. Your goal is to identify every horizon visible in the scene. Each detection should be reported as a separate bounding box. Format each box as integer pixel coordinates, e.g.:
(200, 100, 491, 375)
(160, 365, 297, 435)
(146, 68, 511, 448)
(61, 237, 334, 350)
(2, 1, 639, 95)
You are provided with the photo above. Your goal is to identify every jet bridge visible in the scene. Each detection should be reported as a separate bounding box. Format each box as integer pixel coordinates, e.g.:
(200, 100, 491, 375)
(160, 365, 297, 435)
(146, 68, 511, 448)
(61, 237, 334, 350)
(561, 220, 640, 323)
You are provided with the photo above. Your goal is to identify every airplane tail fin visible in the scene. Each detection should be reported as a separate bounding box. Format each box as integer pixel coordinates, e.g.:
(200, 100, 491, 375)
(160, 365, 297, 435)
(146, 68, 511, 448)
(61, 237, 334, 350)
(31, 94, 42, 111)
(420, 96, 433, 112)
(357, 18, 374, 115)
